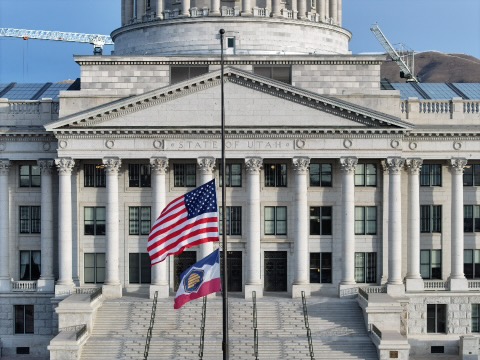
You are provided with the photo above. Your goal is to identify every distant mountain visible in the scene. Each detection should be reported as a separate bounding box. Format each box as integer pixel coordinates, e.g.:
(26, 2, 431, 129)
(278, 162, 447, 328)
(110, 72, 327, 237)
(380, 51, 480, 83)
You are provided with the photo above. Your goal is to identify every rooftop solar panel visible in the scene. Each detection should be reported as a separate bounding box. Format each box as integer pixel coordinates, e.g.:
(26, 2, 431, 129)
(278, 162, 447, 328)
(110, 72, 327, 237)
(453, 83, 480, 100)
(390, 83, 424, 99)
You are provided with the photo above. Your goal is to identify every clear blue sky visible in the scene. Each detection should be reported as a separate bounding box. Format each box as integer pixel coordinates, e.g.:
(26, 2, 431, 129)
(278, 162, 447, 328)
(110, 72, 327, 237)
(0, 0, 479, 83)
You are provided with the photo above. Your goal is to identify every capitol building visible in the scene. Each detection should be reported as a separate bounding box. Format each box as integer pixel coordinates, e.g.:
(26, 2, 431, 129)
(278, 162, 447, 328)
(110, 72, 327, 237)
(1, 0, 480, 358)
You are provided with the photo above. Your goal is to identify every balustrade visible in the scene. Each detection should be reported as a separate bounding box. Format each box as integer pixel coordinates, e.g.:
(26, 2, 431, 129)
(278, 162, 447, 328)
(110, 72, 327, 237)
(423, 280, 447, 290)
(12, 280, 38, 292)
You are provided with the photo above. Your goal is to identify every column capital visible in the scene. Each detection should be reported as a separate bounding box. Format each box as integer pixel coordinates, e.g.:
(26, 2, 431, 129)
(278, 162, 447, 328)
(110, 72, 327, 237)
(339, 157, 357, 173)
(55, 158, 75, 175)
(245, 157, 263, 174)
(103, 157, 122, 174)
(0, 159, 11, 175)
(38, 159, 55, 175)
(405, 158, 423, 175)
(197, 157, 216, 175)
(150, 157, 168, 174)
(292, 157, 310, 174)
(450, 158, 468, 174)
(385, 157, 405, 174)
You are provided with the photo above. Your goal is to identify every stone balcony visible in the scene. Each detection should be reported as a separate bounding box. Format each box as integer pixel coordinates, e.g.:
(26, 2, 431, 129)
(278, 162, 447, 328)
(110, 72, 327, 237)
(0, 98, 60, 125)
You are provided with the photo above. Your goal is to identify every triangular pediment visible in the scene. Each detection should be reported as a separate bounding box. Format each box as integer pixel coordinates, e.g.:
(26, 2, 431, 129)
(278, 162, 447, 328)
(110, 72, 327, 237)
(45, 67, 412, 133)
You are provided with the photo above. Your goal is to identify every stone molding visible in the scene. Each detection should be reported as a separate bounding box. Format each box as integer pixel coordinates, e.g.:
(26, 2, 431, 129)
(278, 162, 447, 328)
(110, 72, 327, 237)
(55, 158, 75, 175)
(292, 157, 310, 173)
(339, 156, 357, 173)
(245, 157, 263, 174)
(150, 157, 169, 174)
(102, 157, 122, 174)
(197, 156, 216, 174)
(0, 159, 10, 176)
(405, 158, 423, 175)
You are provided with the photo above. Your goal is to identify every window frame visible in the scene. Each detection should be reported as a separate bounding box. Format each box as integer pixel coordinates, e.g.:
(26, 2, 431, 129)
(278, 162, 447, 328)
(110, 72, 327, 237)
(473, 304, 480, 332)
(464, 249, 480, 279)
(170, 65, 209, 84)
(173, 163, 196, 187)
(264, 163, 287, 187)
(464, 205, 480, 233)
(19, 206, 41, 234)
(309, 252, 332, 283)
(128, 164, 151, 188)
(427, 304, 447, 333)
(420, 164, 442, 187)
(309, 206, 332, 235)
(129, 206, 151, 235)
(420, 205, 442, 233)
(84, 207, 106, 236)
(84, 253, 105, 284)
(264, 206, 287, 235)
(354, 252, 377, 283)
(19, 250, 41, 281)
(354, 206, 377, 235)
(253, 66, 292, 84)
(355, 163, 377, 187)
(129, 253, 151, 284)
(14, 305, 34, 334)
(219, 206, 242, 235)
(19, 165, 41, 188)
(309, 163, 332, 187)
(420, 249, 442, 279)
(84, 164, 106, 188)
(219, 163, 242, 187)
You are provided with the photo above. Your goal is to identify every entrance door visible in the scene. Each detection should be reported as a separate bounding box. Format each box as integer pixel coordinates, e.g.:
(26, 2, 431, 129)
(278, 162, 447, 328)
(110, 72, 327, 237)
(221, 251, 242, 292)
(174, 251, 197, 290)
(264, 251, 288, 292)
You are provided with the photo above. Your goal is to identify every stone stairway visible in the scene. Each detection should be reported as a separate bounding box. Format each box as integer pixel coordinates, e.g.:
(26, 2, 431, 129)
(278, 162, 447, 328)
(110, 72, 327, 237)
(79, 294, 378, 360)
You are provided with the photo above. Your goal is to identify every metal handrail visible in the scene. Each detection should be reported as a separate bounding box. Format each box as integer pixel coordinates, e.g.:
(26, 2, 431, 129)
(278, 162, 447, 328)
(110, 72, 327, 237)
(143, 291, 158, 360)
(301, 291, 315, 360)
(252, 291, 258, 360)
(89, 287, 102, 302)
(75, 324, 87, 341)
(199, 296, 207, 359)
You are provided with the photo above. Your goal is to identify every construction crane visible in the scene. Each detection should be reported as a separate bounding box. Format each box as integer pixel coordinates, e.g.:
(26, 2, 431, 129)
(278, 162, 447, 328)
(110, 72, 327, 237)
(0, 28, 113, 55)
(370, 24, 419, 83)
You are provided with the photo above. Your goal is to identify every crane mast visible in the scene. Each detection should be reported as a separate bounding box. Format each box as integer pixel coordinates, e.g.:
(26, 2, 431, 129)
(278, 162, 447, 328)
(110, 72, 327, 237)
(370, 24, 418, 83)
(0, 28, 113, 55)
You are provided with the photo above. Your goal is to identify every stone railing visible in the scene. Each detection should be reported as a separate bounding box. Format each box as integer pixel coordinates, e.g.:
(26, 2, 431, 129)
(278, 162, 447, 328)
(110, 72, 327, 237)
(423, 279, 448, 291)
(0, 99, 60, 123)
(468, 280, 480, 289)
(280, 8, 294, 19)
(190, 7, 209, 17)
(221, 6, 240, 16)
(400, 98, 480, 123)
(12, 280, 38, 292)
(252, 7, 270, 17)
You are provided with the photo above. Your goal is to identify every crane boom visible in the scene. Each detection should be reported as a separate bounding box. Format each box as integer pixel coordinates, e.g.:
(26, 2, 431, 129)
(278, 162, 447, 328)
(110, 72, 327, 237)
(370, 24, 418, 83)
(0, 28, 113, 54)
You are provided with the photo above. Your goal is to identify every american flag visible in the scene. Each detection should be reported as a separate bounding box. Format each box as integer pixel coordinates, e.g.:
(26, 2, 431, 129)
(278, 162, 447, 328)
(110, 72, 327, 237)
(147, 179, 219, 265)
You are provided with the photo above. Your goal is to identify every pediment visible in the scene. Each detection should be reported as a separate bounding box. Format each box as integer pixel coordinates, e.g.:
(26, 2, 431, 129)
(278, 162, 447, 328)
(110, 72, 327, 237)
(45, 67, 412, 133)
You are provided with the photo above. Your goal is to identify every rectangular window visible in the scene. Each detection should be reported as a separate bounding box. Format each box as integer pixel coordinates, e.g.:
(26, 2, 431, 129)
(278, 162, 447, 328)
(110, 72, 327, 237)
(264, 163, 287, 187)
(427, 304, 446, 333)
(171, 66, 209, 84)
(84, 253, 105, 284)
(309, 253, 332, 283)
(84, 207, 106, 235)
(420, 250, 442, 279)
(464, 205, 480, 232)
(20, 250, 41, 281)
(253, 66, 291, 84)
(354, 206, 377, 235)
(84, 164, 106, 187)
(309, 163, 332, 187)
(473, 304, 480, 332)
(19, 165, 40, 188)
(219, 206, 242, 235)
(14, 305, 34, 334)
(355, 252, 377, 283)
(464, 250, 480, 279)
(309, 206, 332, 235)
(19, 206, 41, 234)
(355, 163, 377, 186)
(128, 164, 151, 187)
(219, 163, 242, 187)
(264, 206, 287, 235)
(420, 164, 442, 186)
(420, 205, 442, 233)
(129, 207, 151, 235)
(173, 163, 196, 187)
(463, 164, 480, 186)
(129, 253, 151, 284)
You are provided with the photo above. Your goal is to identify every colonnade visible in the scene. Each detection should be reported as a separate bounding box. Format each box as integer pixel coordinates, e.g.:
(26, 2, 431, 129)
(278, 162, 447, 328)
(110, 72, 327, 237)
(121, 0, 342, 24)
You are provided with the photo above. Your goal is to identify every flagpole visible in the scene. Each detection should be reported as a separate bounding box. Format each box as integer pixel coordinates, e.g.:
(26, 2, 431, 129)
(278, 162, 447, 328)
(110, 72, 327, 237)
(219, 28, 229, 360)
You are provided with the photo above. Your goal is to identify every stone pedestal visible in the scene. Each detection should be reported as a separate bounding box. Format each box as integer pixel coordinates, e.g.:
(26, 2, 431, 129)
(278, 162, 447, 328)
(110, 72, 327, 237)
(292, 284, 310, 298)
(387, 283, 405, 297)
(0, 279, 10, 293)
(449, 277, 468, 292)
(150, 284, 170, 299)
(55, 284, 75, 298)
(245, 284, 263, 299)
(102, 284, 122, 299)
(405, 278, 424, 292)
(37, 279, 55, 293)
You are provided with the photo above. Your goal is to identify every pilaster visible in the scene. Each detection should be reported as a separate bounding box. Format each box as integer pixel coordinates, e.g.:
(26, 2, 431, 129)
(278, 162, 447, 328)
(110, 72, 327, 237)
(0, 160, 10, 292)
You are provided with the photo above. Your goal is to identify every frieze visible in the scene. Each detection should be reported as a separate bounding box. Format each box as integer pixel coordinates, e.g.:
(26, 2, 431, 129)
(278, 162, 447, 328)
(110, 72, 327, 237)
(166, 139, 294, 151)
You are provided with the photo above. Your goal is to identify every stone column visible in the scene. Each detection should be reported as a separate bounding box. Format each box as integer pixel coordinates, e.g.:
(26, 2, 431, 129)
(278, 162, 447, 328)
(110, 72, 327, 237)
(292, 157, 310, 298)
(291, 0, 298, 19)
(181, 0, 190, 16)
(380, 161, 389, 284)
(242, 0, 252, 16)
(329, 0, 337, 24)
(121, 0, 126, 26)
(337, 0, 342, 26)
(197, 157, 217, 261)
(137, 0, 145, 21)
(102, 157, 122, 299)
(0, 160, 10, 292)
(450, 158, 468, 291)
(210, 0, 221, 16)
(297, 0, 307, 19)
(339, 157, 357, 291)
(317, 0, 325, 22)
(405, 159, 424, 291)
(272, 0, 281, 17)
(37, 159, 55, 292)
(245, 157, 263, 299)
(154, 0, 164, 19)
(386, 157, 405, 296)
(150, 157, 169, 298)
(324, 0, 329, 22)
(55, 158, 75, 294)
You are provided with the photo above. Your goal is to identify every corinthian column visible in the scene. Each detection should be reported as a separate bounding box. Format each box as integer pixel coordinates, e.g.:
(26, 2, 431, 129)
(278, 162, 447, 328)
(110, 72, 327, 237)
(450, 158, 468, 291)
(137, 0, 145, 21)
(0, 160, 10, 292)
(329, 0, 337, 24)
(386, 157, 405, 296)
(339, 157, 357, 291)
(154, 0, 164, 19)
(103, 157, 122, 299)
(181, 0, 190, 16)
(272, 0, 281, 17)
(242, 0, 252, 16)
(210, 0, 221, 15)
(245, 157, 263, 299)
(292, 157, 311, 298)
(197, 157, 217, 260)
(37, 159, 55, 292)
(337, 0, 342, 26)
(55, 158, 75, 294)
(297, 0, 307, 19)
(405, 159, 424, 291)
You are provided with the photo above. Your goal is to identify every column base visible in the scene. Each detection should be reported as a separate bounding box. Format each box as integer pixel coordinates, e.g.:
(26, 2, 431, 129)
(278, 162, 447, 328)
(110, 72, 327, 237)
(37, 278, 55, 293)
(292, 284, 310, 298)
(150, 284, 170, 299)
(387, 283, 405, 297)
(102, 284, 123, 299)
(55, 283, 75, 297)
(245, 284, 263, 299)
(241, 12, 252, 16)
(405, 278, 424, 292)
(449, 277, 468, 292)
(338, 283, 358, 298)
(0, 278, 10, 293)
